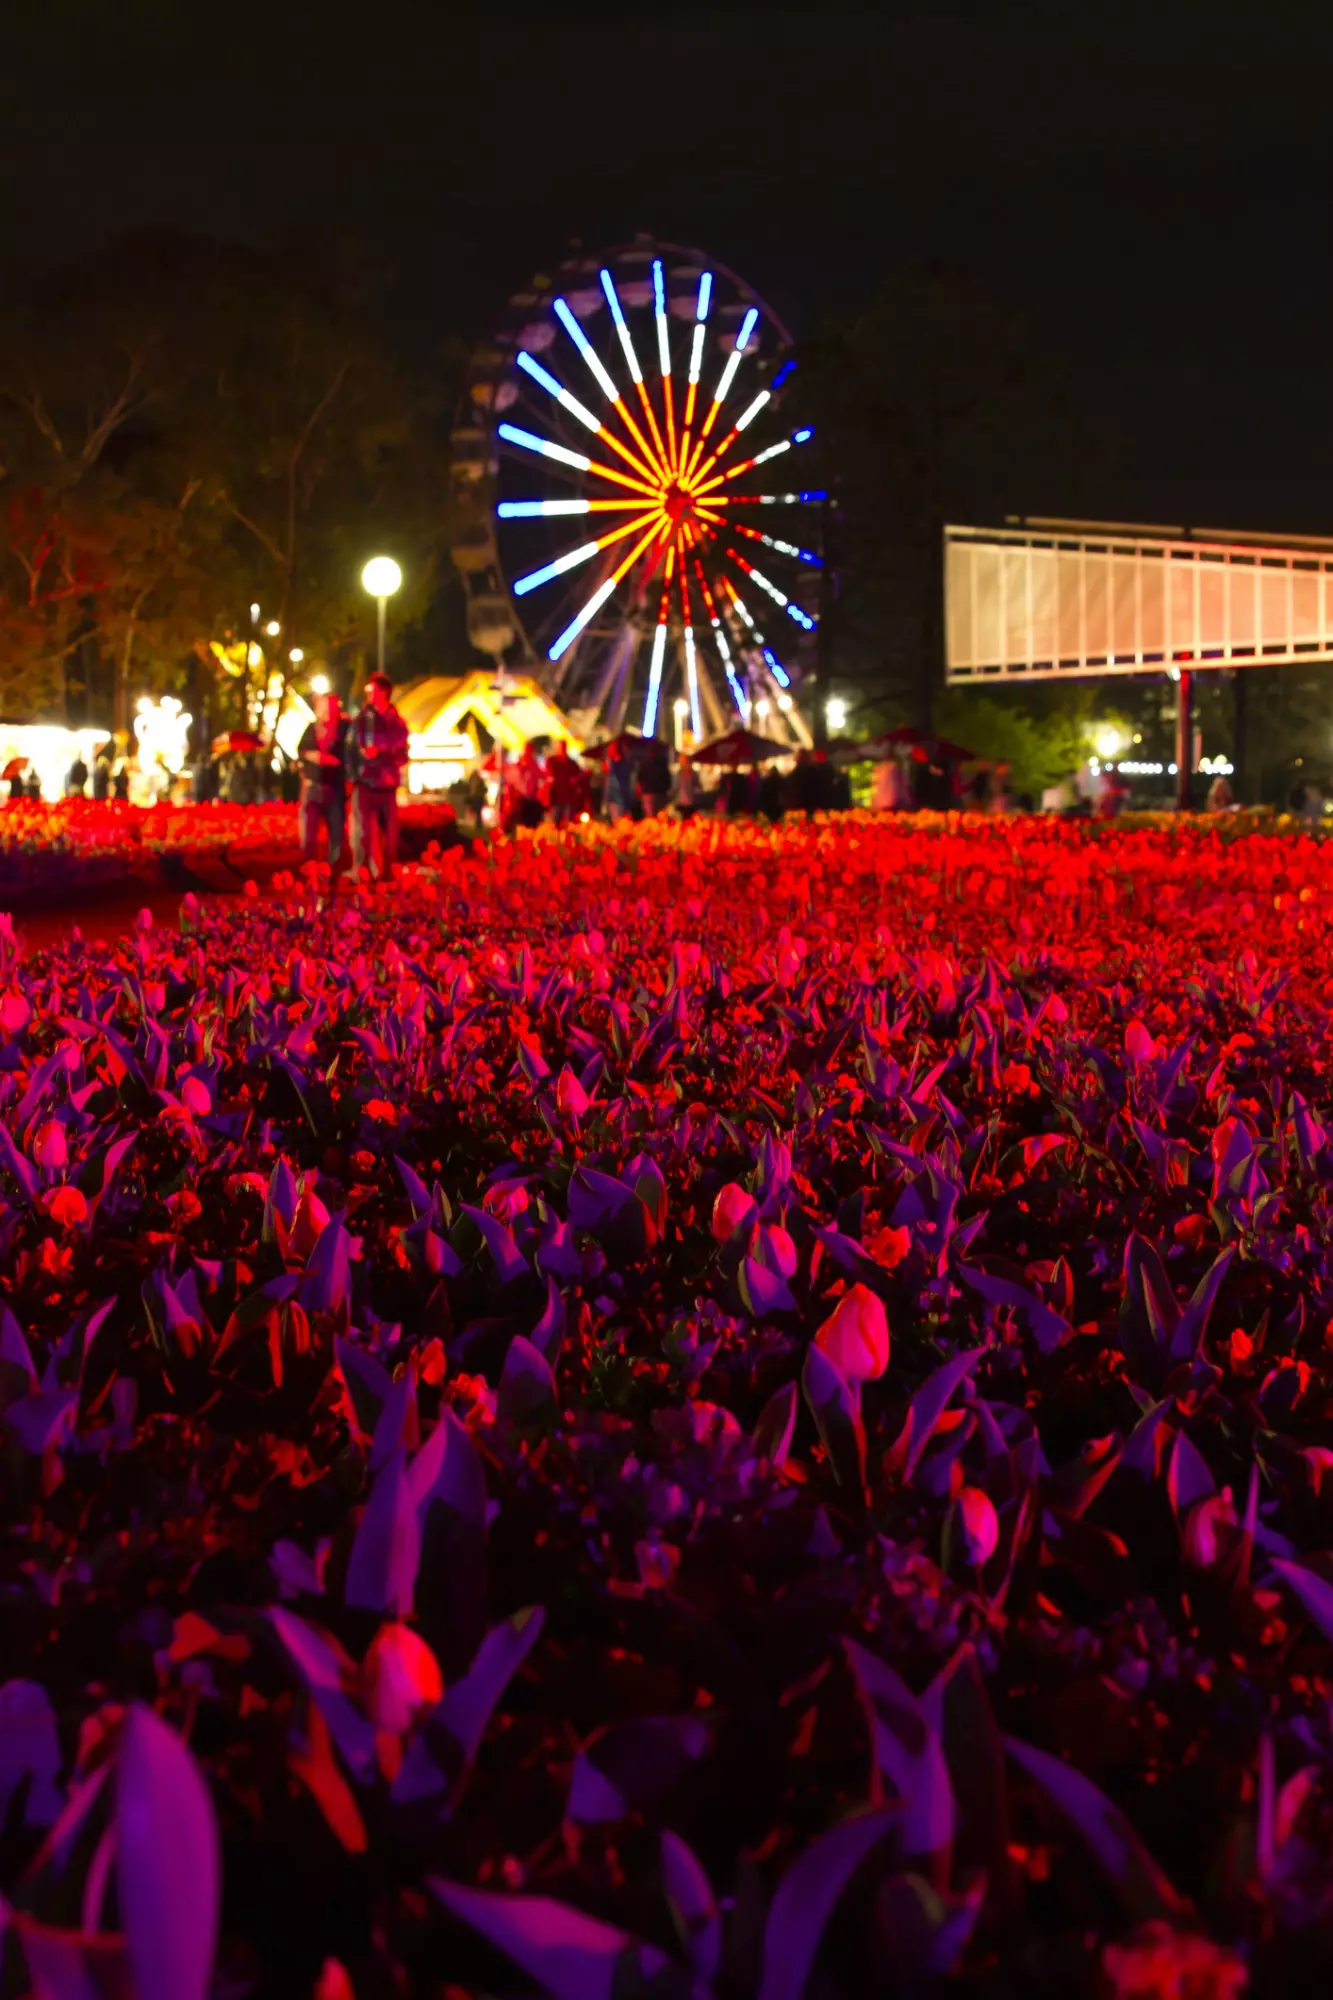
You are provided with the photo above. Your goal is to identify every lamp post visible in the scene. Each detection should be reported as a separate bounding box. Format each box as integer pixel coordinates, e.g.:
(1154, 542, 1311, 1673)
(360, 557, 403, 676)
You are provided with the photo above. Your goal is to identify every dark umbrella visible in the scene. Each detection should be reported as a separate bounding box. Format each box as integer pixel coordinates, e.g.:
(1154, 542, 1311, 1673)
(691, 728, 792, 768)
(583, 731, 652, 762)
(838, 726, 976, 764)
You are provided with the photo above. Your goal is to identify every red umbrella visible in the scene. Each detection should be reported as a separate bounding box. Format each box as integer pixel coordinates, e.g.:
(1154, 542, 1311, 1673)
(1, 758, 28, 782)
(211, 730, 265, 757)
(690, 728, 792, 768)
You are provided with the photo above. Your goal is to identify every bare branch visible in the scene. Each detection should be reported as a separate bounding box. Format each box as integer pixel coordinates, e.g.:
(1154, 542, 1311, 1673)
(79, 352, 150, 471)
(216, 491, 287, 568)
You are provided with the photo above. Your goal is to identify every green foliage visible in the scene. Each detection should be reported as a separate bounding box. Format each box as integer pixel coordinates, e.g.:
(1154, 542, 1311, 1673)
(936, 687, 1113, 801)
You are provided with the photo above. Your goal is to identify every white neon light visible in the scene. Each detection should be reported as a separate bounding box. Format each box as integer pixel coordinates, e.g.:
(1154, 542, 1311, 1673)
(497, 423, 591, 473)
(553, 298, 622, 404)
(653, 259, 672, 377)
(697, 272, 713, 321)
(600, 269, 644, 385)
(497, 499, 593, 519)
(735, 308, 759, 350)
(688, 324, 706, 385)
(746, 564, 789, 608)
(684, 625, 701, 739)
(711, 349, 745, 408)
(748, 440, 791, 468)
(517, 351, 601, 433)
(643, 621, 668, 736)
(734, 391, 771, 433)
(549, 577, 617, 662)
(513, 542, 601, 596)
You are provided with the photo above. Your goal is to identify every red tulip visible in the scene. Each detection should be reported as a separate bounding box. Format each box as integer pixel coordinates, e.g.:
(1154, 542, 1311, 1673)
(32, 1122, 67, 1172)
(711, 1183, 756, 1243)
(957, 1486, 999, 1567)
(363, 1622, 444, 1733)
(815, 1284, 889, 1383)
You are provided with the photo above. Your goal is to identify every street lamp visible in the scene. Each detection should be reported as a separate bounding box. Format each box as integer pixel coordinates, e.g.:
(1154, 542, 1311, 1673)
(310, 673, 330, 697)
(826, 697, 848, 732)
(360, 556, 403, 676)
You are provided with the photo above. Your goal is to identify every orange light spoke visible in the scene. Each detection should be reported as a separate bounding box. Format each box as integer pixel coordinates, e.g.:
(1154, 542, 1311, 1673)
(609, 398, 669, 482)
(633, 378, 670, 478)
(598, 425, 667, 488)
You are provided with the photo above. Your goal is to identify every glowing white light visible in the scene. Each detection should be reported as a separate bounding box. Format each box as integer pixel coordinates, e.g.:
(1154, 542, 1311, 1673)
(600, 269, 644, 384)
(247, 642, 264, 668)
(684, 625, 701, 739)
(735, 308, 759, 350)
(513, 541, 601, 596)
(696, 272, 713, 321)
(249, 602, 260, 622)
(643, 621, 668, 736)
(516, 351, 602, 433)
(554, 297, 622, 404)
(288, 647, 304, 663)
(497, 423, 592, 473)
(264, 619, 281, 637)
(133, 696, 193, 776)
(749, 440, 792, 468)
(826, 697, 848, 731)
(652, 259, 672, 376)
(497, 499, 593, 519)
(311, 674, 331, 696)
(745, 563, 789, 608)
(549, 577, 617, 661)
(735, 391, 771, 432)
(711, 348, 745, 408)
(687, 324, 706, 386)
(361, 556, 403, 598)
(1093, 724, 1124, 760)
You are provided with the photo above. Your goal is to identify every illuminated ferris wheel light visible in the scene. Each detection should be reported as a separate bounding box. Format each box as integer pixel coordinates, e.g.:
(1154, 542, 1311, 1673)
(643, 619, 669, 736)
(599, 268, 644, 384)
(516, 351, 603, 433)
(497, 498, 593, 518)
(734, 390, 771, 432)
(553, 297, 622, 404)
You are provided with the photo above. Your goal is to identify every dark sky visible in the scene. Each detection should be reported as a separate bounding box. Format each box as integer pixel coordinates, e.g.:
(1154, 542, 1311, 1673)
(4, 2, 1331, 531)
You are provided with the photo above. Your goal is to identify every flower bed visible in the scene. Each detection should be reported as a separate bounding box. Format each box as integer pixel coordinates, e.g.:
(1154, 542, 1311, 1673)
(0, 813, 1331, 1994)
(0, 797, 462, 906)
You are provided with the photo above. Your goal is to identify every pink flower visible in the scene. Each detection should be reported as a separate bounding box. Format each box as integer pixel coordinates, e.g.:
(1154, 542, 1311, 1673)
(1182, 1491, 1237, 1569)
(0, 991, 30, 1035)
(556, 1066, 589, 1118)
(32, 1122, 67, 1172)
(1124, 1019, 1157, 1062)
(180, 1076, 212, 1117)
(757, 1223, 798, 1278)
(362, 1622, 443, 1733)
(711, 1183, 756, 1243)
(289, 1185, 331, 1259)
(957, 1486, 999, 1567)
(815, 1284, 890, 1383)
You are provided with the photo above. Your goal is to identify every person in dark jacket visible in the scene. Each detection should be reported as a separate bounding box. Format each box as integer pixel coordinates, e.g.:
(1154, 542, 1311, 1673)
(349, 673, 409, 877)
(298, 691, 350, 869)
(638, 740, 670, 815)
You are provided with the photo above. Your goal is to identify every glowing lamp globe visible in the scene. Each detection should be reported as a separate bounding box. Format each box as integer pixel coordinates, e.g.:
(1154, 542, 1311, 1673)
(361, 556, 403, 599)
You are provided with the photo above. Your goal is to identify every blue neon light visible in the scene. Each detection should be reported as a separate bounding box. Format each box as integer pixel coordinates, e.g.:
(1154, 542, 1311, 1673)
(763, 649, 792, 688)
(600, 268, 628, 331)
(497, 422, 590, 472)
(785, 604, 816, 631)
(513, 543, 598, 596)
(652, 259, 666, 314)
(697, 272, 713, 321)
(497, 500, 592, 519)
(792, 427, 813, 443)
(517, 351, 563, 399)
(549, 578, 616, 662)
(735, 307, 759, 350)
(771, 359, 796, 390)
(798, 489, 827, 502)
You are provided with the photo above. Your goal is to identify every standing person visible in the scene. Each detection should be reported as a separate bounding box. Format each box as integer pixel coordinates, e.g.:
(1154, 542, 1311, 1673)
(510, 743, 544, 828)
(604, 740, 635, 822)
(675, 750, 697, 817)
(297, 690, 350, 870)
(91, 745, 113, 800)
(639, 737, 670, 816)
(349, 672, 409, 879)
(546, 740, 581, 826)
(65, 752, 89, 797)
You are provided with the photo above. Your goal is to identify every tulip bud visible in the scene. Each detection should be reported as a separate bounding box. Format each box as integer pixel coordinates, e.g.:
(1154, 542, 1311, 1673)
(757, 1223, 798, 1278)
(289, 1185, 331, 1259)
(814, 1283, 890, 1383)
(363, 1622, 444, 1734)
(1182, 1490, 1237, 1569)
(180, 1075, 212, 1117)
(1124, 1020, 1157, 1062)
(32, 1121, 67, 1172)
(957, 1485, 999, 1567)
(556, 1066, 589, 1119)
(42, 1185, 88, 1228)
(0, 991, 31, 1035)
(710, 1182, 756, 1244)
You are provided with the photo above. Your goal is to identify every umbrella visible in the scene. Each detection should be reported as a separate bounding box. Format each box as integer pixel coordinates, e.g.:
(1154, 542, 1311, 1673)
(691, 728, 792, 768)
(1, 758, 29, 782)
(837, 726, 976, 764)
(583, 731, 652, 762)
(211, 730, 265, 757)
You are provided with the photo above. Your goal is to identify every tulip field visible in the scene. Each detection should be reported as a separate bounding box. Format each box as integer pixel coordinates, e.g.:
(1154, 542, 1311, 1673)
(4, 810, 1333, 1997)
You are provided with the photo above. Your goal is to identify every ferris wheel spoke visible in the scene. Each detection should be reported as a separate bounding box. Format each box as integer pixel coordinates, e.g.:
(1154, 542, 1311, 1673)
(682, 306, 758, 483)
(600, 269, 672, 479)
(731, 520, 823, 565)
(547, 515, 669, 662)
(497, 498, 650, 518)
(514, 351, 662, 488)
(651, 259, 679, 476)
(512, 507, 663, 597)
(692, 563, 749, 719)
(729, 552, 817, 631)
(497, 422, 660, 497)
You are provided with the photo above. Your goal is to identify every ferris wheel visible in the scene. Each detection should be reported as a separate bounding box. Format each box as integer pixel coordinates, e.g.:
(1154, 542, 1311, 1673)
(450, 237, 823, 745)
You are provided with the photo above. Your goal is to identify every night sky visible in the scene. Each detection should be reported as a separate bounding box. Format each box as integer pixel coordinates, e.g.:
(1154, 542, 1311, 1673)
(4, 2, 1331, 534)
